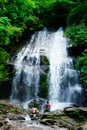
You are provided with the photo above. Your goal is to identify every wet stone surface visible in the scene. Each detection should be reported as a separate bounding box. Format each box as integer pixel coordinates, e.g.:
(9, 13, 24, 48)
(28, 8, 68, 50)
(0, 100, 87, 130)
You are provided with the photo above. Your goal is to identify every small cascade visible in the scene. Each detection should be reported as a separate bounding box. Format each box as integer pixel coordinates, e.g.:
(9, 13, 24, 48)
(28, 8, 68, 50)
(10, 28, 83, 110)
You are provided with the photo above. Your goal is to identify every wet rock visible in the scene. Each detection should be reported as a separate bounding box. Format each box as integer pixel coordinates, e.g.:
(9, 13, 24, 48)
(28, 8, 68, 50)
(40, 110, 80, 130)
(64, 106, 87, 122)
(0, 100, 24, 115)
(30, 113, 42, 121)
(0, 122, 3, 127)
(64, 106, 87, 115)
(75, 124, 87, 130)
(0, 100, 87, 130)
(40, 118, 56, 125)
(76, 127, 84, 130)
(4, 113, 25, 121)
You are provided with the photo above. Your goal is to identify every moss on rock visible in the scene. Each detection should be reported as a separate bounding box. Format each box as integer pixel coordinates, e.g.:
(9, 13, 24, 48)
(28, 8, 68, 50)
(40, 56, 49, 66)
(39, 74, 48, 99)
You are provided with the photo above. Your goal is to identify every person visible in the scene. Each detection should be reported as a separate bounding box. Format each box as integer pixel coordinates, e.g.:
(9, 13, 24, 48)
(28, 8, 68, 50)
(31, 107, 39, 114)
(44, 101, 51, 112)
(30, 107, 39, 119)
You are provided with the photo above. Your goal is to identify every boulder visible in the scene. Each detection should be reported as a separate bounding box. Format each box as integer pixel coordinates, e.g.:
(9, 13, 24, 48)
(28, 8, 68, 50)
(64, 106, 87, 123)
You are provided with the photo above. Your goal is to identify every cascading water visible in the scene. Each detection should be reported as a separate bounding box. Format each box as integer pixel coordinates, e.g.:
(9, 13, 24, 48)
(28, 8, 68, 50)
(48, 29, 82, 110)
(10, 28, 82, 110)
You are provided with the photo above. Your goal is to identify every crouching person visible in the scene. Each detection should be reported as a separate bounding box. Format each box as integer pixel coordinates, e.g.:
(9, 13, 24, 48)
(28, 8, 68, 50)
(31, 107, 39, 114)
(30, 107, 39, 119)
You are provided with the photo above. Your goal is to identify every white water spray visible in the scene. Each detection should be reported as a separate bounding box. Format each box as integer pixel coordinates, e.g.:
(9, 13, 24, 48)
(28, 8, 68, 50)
(10, 28, 82, 110)
(48, 29, 82, 110)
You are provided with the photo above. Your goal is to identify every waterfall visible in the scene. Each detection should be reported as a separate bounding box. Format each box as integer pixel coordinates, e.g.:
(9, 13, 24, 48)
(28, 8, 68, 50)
(48, 29, 82, 110)
(10, 28, 82, 110)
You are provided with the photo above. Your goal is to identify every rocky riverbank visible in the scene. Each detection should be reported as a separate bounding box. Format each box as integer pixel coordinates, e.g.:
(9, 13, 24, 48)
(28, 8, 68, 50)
(0, 100, 87, 130)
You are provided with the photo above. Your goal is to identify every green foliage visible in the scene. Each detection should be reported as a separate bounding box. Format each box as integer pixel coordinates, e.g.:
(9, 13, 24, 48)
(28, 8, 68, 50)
(0, 48, 9, 63)
(3, 0, 38, 28)
(67, 1, 87, 25)
(0, 48, 10, 82)
(39, 74, 48, 99)
(64, 24, 87, 46)
(37, 0, 73, 28)
(51, 1, 72, 27)
(76, 50, 87, 91)
(0, 17, 22, 45)
(58, 0, 74, 3)
(0, 17, 22, 83)
(34, 0, 57, 7)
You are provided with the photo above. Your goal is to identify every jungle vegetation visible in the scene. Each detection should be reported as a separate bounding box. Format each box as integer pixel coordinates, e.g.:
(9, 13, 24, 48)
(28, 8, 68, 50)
(0, 0, 87, 94)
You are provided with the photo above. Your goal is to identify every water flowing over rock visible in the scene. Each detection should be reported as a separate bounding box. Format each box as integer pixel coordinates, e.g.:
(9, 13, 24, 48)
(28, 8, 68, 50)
(10, 28, 83, 110)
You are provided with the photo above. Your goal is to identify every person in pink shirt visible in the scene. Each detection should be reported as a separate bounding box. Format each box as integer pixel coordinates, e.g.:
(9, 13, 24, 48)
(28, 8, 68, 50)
(45, 101, 51, 112)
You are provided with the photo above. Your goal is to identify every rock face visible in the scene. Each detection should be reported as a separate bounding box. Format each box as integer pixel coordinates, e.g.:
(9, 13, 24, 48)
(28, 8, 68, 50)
(0, 100, 87, 130)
